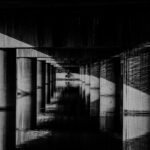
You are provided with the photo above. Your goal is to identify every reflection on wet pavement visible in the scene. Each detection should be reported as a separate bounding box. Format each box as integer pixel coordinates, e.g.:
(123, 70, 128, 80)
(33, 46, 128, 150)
(14, 80, 150, 150)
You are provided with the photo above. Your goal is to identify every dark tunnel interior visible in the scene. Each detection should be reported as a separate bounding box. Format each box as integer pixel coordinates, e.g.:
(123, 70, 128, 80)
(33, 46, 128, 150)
(0, 1, 150, 150)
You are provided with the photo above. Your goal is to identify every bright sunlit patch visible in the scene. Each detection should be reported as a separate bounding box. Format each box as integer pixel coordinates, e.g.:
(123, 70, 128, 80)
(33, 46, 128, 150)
(0, 32, 33, 47)
(16, 129, 52, 147)
(123, 84, 150, 111)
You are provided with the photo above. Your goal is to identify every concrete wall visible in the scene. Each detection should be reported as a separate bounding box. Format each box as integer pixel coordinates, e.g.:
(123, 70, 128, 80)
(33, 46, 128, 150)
(122, 47, 150, 140)
(123, 49, 150, 112)
(123, 115, 150, 141)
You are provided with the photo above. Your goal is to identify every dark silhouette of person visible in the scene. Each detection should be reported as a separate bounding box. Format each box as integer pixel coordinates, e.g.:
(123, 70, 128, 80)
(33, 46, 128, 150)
(65, 71, 72, 78)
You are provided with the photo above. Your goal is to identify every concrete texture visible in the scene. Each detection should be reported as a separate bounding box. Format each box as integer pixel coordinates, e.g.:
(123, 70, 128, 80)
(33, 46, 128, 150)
(37, 60, 46, 114)
(17, 58, 37, 130)
(90, 62, 100, 117)
(0, 49, 16, 150)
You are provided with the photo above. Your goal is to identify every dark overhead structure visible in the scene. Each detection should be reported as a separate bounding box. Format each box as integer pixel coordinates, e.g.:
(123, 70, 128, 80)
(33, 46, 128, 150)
(0, 1, 150, 150)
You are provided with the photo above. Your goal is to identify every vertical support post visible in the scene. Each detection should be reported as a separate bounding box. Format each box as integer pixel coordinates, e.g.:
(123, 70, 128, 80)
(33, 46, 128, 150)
(45, 63, 49, 105)
(50, 64, 54, 98)
(99, 58, 121, 132)
(85, 64, 90, 117)
(16, 58, 37, 130)
(79, 66, 82, 96)
(81, 65, 86, 100)
(0, 49, 16, 150)
(47, 64, 51, 104)
(52, 66, 56, 99)
(90, 62, 100, 119)
(37, 60, 46, 114)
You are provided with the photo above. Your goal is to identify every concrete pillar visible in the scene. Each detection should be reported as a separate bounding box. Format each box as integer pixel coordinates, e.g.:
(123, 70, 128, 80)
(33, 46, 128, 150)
(85, 64, 90, 85)
(47, 64, 51, 104)
(0, 49, 16, 150)
(52, 66, 56, 98)
(79, 66, 82, 96)
(85, 64, 90, 117)
(50, 65, 56, 102)
(81, 65, 86, 100)
(82, 65, 86, 83)
(81, 66, 84, 82)
(16, 58, 37, 130)
(50, 64, 54, 98)
(37, 60, 46, 114)
(45, 63, 50, 105)
(90, 62, 100, 118)
(99, 58, 121, 131)
(80, 66, 82, 82)
(79, 66, 82, 82)
(79, 66, 83, 95)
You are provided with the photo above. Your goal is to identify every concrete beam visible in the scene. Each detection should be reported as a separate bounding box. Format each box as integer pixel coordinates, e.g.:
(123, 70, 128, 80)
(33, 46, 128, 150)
(38, 57, 61, 68)
(17, 49, 49, 58)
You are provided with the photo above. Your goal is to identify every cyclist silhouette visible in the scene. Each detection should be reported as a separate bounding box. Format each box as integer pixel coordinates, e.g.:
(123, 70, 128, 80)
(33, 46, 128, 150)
(65, 71, 72, 79)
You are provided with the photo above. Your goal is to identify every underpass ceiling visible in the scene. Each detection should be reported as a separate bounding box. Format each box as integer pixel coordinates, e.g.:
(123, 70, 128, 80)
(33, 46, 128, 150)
(0, 0, 149, 64)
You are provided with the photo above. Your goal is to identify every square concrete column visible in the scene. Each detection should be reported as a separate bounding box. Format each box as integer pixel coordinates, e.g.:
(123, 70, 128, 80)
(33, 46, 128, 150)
(79, 66, 82, 81)
(16, 58, 37, 131)
(79, 66, 82, 96)
(85, 64, 90, 117)
(50, 64, 53, 99)
(90, 62, 100, 118)
(80, 66, 82, 82)
(99, 58, 121, 132)
(81, 65, 86, 100)
(47, 64, 51, 104)
(81, 65, 84, 82)
(0, 49, 16, 150)
(83, 65, 86, 83)
(37, 60, 46, 114)
(45, 63, 51, 105)
(85, 64, 90, 85)
(53, 66, 56, 98)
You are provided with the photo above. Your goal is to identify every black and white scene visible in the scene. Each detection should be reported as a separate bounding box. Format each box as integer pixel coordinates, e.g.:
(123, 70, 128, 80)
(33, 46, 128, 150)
(0, 0, 150, 150)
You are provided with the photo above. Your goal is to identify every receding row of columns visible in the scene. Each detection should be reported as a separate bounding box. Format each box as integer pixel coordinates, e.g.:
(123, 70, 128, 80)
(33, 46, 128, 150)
(17, 58, 56, 129)
(1, 47, 150, 148)
(80, 58, 122, 117)
(80, 51, 150, 141)
(79, 56, 140, 140)
(0, 50, 57, 150)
